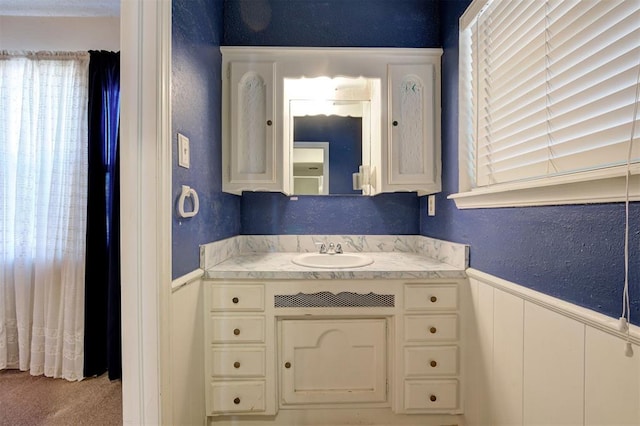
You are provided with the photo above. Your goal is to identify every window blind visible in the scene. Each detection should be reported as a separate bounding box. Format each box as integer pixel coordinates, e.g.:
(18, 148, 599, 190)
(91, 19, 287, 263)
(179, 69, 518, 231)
(461, 0, 640, 188)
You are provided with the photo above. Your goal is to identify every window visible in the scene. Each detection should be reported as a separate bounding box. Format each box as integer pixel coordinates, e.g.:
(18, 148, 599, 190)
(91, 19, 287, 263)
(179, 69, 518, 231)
(451, 0, 640, 208)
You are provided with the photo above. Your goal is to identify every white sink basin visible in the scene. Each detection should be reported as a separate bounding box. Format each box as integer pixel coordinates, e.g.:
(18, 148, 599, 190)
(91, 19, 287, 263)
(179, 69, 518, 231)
(292, 253, 374, 269)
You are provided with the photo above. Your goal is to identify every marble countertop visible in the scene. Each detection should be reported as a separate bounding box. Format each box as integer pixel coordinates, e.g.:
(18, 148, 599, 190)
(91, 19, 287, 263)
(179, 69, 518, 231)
(204, 251, 466, 280)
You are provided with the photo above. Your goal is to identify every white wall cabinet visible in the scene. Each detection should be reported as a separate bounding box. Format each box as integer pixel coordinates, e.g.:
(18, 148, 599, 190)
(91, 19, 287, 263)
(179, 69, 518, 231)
(387, 64, 440, 194)
(221, 47, 442, 196)
(223, 61, 279, 194)
(204, 279, 463, 424)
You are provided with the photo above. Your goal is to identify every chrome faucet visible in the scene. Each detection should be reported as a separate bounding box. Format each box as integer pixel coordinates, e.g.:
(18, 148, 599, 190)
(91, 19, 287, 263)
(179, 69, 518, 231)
(316, 241, 343, 254)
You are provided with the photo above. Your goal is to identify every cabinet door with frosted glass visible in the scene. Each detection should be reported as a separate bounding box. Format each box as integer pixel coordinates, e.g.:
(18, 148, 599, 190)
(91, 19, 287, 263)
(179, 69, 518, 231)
(226, 61, 279, 194)
(388, 63, 440, 195)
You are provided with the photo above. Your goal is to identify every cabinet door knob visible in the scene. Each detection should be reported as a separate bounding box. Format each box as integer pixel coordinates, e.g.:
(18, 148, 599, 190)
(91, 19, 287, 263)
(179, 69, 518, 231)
(430, 295, 437, 303)
(234, 361, 241, 369)
(266, 119, 273, 126)
(284, 362, 291, 369)
(429, 394, 437, 402)
(392, 120, 398, 126)
(233, 397, 241, 405)
(430, 360, 437, 368)
(232, 297, 239, 304)
(429, 326, 437, 334)
(233, 328, 241, 336)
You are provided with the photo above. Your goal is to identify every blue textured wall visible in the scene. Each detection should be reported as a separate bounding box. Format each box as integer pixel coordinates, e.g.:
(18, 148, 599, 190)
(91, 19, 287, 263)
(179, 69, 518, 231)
(172, 0, 241, 279)
(294, 116, 362, 195)
(225, 0, 440, 235)
(425, 0, 640, 323)
(241, 192, 419, 235)
(223, 0, 440, 47)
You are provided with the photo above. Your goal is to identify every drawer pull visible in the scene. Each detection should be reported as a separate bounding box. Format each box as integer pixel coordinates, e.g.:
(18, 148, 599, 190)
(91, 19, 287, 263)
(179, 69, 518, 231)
(429, 394, 437, 402)
(266, 119, 273, 126)
(284, 362, 291, 369)
(429, 326, 437, 334)
(233, 361, 241, 369)
(430, 295, 438, 303)
(430, 360, 437, 368)
(233, 328, 241, 336)
(233, 397, 241, 405)
(232, 297, 239, 304)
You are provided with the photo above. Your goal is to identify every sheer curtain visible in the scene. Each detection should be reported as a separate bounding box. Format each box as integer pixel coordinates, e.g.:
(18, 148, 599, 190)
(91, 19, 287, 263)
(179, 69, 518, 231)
(0, 51, 89, 381)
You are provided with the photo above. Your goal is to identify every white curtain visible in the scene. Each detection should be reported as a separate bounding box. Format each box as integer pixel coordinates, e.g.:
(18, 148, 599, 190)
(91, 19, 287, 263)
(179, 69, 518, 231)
(0, 51, 89, 381)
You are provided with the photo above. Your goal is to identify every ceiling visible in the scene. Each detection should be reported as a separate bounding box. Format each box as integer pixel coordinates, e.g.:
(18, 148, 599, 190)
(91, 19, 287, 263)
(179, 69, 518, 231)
(0, 0, 120, 16)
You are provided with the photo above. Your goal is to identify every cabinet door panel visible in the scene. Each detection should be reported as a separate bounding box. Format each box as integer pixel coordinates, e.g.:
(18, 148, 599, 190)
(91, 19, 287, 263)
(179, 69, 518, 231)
(280, 318, 387, 405)
(388, 63, 438, 192)
(228, 62, 278, 189)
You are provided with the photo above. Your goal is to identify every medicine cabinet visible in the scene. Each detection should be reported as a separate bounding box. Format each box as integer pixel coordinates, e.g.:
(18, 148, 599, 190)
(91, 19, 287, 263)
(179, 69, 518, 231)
(221, 47, 442, 196)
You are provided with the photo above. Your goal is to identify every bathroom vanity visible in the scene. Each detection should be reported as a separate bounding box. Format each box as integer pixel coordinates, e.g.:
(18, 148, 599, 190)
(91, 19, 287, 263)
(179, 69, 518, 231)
(201, 236, 468, 425)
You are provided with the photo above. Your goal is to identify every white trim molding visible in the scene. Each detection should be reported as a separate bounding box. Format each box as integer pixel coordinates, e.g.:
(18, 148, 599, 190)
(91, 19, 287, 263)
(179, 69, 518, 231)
(450, 165, 640, 209)
(171, 268, 204, 292)
(466, 268, 640, 345)
(120, 0, 172, 424)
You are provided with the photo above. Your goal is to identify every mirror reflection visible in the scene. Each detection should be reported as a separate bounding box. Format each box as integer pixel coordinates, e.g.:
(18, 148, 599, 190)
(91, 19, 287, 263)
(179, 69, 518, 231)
(294, 116, 362, 195)
(285, 77, 380, 196)
(292, 142, 329, 195)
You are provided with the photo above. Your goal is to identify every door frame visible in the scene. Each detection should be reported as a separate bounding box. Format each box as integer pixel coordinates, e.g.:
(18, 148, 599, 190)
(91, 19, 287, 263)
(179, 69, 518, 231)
(120, 0, 172, 423)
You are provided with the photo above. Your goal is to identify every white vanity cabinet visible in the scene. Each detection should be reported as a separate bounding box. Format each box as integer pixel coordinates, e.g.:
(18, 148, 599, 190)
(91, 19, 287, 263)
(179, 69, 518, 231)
(221, 47, 442, 196)
(204, 278, 463, 423)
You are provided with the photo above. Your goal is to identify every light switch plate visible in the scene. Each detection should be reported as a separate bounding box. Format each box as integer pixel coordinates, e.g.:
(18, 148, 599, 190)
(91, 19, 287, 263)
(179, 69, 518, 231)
(178, 133, 190, 168)
(427, 195, 436, 216)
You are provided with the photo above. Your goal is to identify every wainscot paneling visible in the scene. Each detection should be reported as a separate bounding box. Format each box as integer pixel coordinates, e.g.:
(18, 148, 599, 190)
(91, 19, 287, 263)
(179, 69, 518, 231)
(170, 270, 205, 425)
(465, 269, 640, 426)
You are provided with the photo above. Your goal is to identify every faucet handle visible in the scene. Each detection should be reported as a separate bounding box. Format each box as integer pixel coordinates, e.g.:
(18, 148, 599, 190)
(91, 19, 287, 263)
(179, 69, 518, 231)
(335, 243, 343, 254)
(315, 242, 327, 254)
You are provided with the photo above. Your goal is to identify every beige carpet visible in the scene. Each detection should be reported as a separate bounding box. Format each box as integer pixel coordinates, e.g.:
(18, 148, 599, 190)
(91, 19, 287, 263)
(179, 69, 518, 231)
(0, 369, 122, 426)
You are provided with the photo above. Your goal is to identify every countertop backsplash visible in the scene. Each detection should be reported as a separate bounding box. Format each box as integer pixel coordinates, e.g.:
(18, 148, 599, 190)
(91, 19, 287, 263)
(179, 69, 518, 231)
(200, 235, 468, 271)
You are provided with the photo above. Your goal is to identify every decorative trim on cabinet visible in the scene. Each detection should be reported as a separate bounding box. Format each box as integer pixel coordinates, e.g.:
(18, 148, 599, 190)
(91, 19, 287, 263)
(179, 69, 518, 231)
(274, 291, 395, 308)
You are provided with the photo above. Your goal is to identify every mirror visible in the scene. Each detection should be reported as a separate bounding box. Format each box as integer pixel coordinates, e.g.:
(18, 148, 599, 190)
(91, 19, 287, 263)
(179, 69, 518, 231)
(284, 77, 381, 195)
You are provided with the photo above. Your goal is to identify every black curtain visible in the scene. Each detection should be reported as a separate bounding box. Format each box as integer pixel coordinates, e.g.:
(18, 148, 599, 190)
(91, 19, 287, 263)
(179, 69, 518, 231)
(84, 51, 122, 380)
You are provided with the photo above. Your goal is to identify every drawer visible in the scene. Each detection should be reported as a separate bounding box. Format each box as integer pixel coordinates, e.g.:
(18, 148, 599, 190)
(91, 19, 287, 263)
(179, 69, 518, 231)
(210, 381, 266, 414)
(210, 284, 264, 311)
(404, 315, 458, 342)
(404, 346, 458, 377)
(404, 379, 458, 411)
(210, 316, 265, 344)
(211, 347, 266, 377)
(404, 284, 458, 311)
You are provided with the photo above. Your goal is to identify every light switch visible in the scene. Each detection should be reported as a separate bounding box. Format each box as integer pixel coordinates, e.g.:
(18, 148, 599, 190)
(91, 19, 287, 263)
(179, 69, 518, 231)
(178, 133, 190, 168)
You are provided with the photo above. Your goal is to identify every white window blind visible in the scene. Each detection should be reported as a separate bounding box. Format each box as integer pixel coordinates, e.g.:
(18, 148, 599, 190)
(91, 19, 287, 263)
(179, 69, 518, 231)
(460, 0, 640, 189)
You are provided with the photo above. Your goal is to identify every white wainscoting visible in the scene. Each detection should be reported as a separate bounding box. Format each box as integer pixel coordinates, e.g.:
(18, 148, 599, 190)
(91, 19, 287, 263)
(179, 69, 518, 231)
(170, 270, 206, 426)
(464, 268, 640, 426)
